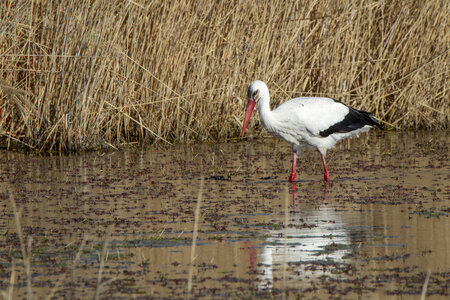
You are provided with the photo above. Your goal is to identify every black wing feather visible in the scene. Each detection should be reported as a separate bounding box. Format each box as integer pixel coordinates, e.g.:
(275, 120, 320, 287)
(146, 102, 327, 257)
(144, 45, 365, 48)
(319, 103, 383, 137)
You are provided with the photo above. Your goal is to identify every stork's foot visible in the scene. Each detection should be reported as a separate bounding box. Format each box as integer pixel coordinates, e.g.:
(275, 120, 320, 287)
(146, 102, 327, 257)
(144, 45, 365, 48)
(289, 172, 297, 182)
(324, 171, 329, 183)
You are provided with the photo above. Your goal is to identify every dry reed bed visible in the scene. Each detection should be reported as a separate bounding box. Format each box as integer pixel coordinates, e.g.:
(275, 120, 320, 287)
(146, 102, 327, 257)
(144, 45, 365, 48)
(0, 0, 448, 151)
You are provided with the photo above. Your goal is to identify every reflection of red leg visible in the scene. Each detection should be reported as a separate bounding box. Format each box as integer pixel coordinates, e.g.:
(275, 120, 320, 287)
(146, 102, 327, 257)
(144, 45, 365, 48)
(322, 184, 329, 202)
(291, 182, 298, 205)
(320, 154, 329, 182)
(289, 151, 297, 182)
(244, 241, 256, 268)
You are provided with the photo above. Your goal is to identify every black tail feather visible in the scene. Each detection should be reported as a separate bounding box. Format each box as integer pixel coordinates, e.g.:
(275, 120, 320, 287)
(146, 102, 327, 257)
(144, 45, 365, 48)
(320, 107, 383, 137)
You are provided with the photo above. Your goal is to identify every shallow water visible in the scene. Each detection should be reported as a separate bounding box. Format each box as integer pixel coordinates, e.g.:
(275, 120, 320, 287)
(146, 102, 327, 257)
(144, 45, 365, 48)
(0, 131, 448, 299)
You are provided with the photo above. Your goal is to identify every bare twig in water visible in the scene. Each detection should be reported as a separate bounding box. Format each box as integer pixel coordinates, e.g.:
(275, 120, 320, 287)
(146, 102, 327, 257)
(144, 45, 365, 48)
(187, 177, 204, 298)
(46, 237, 88, 300)
(0, 260, 16, 300)
(95, 236, 111, 300)
(420, 269, 431, 300)
(9, 191, 33, 300)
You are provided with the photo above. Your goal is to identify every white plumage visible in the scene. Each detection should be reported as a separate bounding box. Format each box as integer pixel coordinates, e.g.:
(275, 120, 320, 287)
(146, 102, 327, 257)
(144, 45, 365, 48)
(242, 80, 382, 182)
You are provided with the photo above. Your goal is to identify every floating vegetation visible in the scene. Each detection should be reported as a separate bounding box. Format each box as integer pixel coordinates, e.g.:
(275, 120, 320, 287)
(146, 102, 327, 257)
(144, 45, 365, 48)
(411, 206, 449, 218)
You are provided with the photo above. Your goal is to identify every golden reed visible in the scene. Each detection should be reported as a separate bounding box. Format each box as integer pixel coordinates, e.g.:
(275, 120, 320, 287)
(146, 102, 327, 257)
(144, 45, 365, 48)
(0, 1, 448, 151)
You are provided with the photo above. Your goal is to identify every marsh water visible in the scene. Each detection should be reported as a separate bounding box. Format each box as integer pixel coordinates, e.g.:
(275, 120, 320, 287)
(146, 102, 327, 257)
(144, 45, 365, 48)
(0, 131, 448, 299)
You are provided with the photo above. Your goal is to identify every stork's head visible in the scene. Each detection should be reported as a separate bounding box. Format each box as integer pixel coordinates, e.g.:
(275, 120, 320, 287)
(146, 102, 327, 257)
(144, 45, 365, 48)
(242, 80, 267, 136)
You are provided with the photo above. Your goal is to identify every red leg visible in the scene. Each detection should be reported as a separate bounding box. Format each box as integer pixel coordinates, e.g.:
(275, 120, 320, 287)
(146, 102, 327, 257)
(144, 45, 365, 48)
(289, 151, 297, 182)
(320, 153, 329, 182)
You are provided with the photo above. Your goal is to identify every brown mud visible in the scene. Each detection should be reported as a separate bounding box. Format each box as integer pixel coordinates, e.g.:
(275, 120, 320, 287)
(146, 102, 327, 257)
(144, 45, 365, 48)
(0, 130, 448, 299)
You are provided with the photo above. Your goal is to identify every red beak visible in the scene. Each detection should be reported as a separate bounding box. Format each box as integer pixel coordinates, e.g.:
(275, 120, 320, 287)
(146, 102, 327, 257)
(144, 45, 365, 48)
(242, 99, 256, 136)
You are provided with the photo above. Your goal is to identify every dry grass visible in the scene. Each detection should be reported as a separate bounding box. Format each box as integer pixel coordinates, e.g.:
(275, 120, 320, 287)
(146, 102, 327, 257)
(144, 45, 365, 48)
(0, 0, 448, 151)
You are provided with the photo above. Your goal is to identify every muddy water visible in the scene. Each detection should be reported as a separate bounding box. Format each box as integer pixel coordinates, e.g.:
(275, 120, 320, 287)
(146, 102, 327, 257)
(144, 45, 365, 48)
(0, 131, 448, 299)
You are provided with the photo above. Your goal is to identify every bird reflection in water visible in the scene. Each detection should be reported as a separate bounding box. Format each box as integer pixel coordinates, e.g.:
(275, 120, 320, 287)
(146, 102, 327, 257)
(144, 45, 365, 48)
(246, 183, 349, 291)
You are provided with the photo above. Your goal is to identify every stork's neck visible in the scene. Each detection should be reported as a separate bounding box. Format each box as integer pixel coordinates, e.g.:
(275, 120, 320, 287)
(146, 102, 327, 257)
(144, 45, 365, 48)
(257, 93, 277, 131)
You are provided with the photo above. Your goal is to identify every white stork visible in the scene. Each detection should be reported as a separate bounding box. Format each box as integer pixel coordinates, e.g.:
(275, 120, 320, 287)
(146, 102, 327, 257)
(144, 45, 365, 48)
(242, 80, 383, 182)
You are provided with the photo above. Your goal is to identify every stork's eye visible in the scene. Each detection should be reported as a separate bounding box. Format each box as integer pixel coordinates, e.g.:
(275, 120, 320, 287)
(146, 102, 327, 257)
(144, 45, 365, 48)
(252, 90, 258, 97)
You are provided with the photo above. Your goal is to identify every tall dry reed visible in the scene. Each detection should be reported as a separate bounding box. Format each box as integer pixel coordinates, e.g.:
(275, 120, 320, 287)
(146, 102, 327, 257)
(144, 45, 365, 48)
(0, 0, 448, 151)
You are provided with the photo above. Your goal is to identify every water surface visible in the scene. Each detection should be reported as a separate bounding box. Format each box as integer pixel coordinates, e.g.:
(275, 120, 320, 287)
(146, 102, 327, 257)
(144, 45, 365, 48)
(0, 131, 448, 299)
